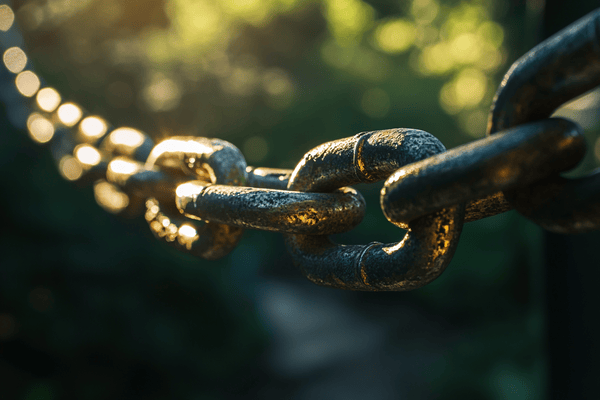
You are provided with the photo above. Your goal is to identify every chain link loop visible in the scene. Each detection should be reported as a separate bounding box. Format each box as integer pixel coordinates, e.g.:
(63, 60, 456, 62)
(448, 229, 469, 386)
(285, 129, 464, 291)
(176, 182, 366, 235)
(488, 8, 600, 233)
(381, 118, 586, 227)
(1, 3, 600, 290)
(144, 137, 249, 259)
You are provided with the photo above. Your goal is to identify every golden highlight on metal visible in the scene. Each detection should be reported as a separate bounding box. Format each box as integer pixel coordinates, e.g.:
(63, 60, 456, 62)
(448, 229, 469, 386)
(0, 5, 599, 292)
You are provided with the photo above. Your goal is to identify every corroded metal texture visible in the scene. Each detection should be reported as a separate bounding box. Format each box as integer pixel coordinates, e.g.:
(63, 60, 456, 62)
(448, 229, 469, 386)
(175, 181, 365, 234)
(488, 8, 600, 133)
(465, 192, 512, 223)
(489, 8, 600, 233)
(286, 128, 465, 291)
(382, 119, 585, 227)
(144, 136, 248, 259)
(246, 166, 292, 190)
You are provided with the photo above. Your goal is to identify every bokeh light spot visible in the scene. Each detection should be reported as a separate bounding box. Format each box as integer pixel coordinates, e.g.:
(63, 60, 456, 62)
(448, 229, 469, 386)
(450, 33, 482, 64)
(36, 88, 62, 112)
(94, 181, 130, 213)
(57, 103, 83, 127)
(109, 158, 139, 176)
(478, 21, 504, 49)
(109, 128, 145, 148)
(0, 5, 15, 31)
(324, 0, 375, 45)
(80, 116, 108, 140)
(107, 158, 141, 186)
(374, 19, 416, 54)
(15, 71, 41, 97)
(179, 224, 197, 238)
(419, 42, 453, 75)
(3, 47, 27, 73)
(440, 68, 487, 113)
(59, 156, 83, 181)
(27, 113, 54, 143)
(178, 224, 198, 250)
(263, 69, 294, 96)
(143, 76, 181, 111)
(74, 145, 102, 167)
(411, 0, 439, 24)
(454, 68, 487, 107)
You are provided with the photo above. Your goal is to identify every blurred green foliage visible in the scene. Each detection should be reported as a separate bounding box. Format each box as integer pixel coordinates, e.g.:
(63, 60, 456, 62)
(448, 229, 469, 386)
(1, 0, 600, 399)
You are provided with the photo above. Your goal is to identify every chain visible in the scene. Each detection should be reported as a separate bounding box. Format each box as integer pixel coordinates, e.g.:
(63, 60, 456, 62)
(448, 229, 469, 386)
(1, 3, 599, 291)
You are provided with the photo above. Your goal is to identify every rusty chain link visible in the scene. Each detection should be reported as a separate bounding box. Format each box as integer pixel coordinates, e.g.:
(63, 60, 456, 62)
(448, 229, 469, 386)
(1, 3, 599, 291)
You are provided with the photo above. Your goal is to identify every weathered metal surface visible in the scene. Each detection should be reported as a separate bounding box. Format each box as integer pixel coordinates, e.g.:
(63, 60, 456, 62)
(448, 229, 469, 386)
(488, 8, 600, 132)
(488, 7, 600, 233)
(382, 119, 585, 227)
(465, 192, 512, 223)
(176, 181, 365, 234)
(246, 166, 292, 190)
(2, 0, 600, 288)
(286, 128, 464, 291)
(146, 136, 247, 185)
(144, 136, 248, 259)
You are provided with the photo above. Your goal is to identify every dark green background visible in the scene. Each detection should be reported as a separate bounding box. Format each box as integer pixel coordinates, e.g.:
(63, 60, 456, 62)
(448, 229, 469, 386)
(1, 0, 599, 399)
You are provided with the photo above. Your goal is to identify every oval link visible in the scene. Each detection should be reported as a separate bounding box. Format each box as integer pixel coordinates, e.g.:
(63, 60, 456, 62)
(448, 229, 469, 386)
(488, 8, 600, 233)
(382, 119, 585, 227)
(145, 136, 247, 259)
(286, 128, 464, 291)
(175, 181, 365, 234)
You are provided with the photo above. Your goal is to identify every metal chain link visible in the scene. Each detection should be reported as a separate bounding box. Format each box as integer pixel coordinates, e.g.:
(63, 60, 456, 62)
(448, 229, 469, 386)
(1, 2, 599, 291)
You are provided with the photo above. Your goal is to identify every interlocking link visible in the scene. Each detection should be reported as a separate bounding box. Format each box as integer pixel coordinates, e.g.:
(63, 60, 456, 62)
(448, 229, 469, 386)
(488, 8, 600, 233)
(1, 2, 600, 290)
(145, 137, 248, 259)
(381, 118, 586, 227)
(176, 183, 365, 234)
(285, 129, 464, 291)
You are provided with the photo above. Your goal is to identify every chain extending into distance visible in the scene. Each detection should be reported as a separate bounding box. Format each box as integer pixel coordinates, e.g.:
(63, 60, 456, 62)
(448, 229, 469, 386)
(1, 3, 599, 291)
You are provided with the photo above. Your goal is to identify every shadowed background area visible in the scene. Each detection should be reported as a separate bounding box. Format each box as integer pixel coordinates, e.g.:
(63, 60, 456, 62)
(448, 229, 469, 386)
(0, 0, 599, 398)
